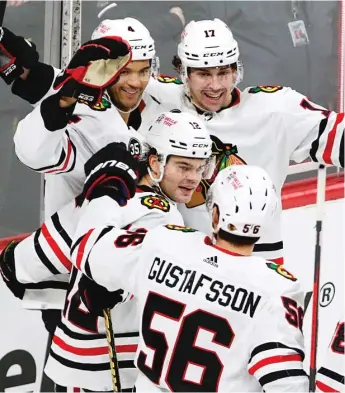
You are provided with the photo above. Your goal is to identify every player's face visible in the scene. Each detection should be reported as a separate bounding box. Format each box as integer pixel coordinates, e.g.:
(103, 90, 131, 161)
(188, 66, 236, 112)
(161, 156, 207, 203)
(109, 60, 151, 111)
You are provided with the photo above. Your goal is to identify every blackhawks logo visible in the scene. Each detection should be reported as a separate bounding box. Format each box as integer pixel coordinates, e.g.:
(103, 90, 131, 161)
(248, 86, 283, 94)
(186, 135, 246, 208)
(165, 224, 197, 233)
(157, 75, 183, 85)
(266, 262, 297, 282)
(141, 195, 170, 212)
(90, 96, 112, 111)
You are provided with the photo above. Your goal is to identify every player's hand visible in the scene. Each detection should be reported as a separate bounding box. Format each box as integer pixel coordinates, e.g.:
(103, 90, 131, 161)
(54, 36, 131, 107)
(76, 142, 139, 207)
(0, 27, 39, 84)
(0, 241, 26, 299)
(79, 274, 124, 316)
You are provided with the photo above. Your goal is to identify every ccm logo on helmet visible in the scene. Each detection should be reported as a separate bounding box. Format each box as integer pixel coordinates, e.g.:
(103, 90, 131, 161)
(192, 143, 209, 148)
(132, 45, 147, 50)
(85, 160, 137, 183)
(203, 52, 224, 57)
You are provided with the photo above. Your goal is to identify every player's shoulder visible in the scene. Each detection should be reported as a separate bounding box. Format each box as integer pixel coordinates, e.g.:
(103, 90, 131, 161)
(74, 94, 113, 116)
(126, 187, 183, 227)
(254, 259, 302, 296)
(144, 223, 203, 248)
(146, 75, 184, 108)
(241, 85, 301, 107)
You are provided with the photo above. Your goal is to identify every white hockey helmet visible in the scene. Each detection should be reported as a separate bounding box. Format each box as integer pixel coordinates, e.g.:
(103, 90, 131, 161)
(206, 165, 278, 238)
(145, 111, 214, 182)
(92, 18, 155, 61)
(178, 18, 240, 69)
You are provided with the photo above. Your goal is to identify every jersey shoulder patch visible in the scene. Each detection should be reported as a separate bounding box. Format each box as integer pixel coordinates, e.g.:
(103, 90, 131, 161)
(165, 224, 198, 233)
(157, 75, 183, 85)
(266, 262, 297, 281)
(140, 194, 170, 213)
(248, 85, 283, 94)
(90, 96, 112, 111)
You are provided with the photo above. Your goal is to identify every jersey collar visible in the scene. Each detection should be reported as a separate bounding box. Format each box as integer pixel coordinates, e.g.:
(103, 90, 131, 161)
(204, 236, 247, 257)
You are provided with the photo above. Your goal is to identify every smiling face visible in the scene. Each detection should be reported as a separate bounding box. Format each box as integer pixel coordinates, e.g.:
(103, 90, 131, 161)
(149, 155, 207, 203)
(109, 60, 151, 111)
(187, 66, 237, 112)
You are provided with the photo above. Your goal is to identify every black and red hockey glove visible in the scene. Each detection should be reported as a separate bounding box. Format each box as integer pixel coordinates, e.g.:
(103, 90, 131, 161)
(76, 142, 139, 207)
(0, 241, 26, 299)
(79, 274, 124, 317)
(54, 36, 131, 106)
(0, 27, 39, 84)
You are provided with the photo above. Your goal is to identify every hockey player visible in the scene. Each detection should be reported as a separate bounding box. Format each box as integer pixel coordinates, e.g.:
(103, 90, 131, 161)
(2, 19, 344, 264)
(0, 111, 213, 391)
(70, 163, 309, 392)
(143, 18, 345, 263)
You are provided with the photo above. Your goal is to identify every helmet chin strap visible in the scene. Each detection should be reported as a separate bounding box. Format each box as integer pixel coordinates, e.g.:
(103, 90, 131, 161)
(147, 159, 177, 205)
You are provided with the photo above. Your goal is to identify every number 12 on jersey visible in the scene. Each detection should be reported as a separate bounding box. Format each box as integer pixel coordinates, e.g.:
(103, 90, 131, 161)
(137, 291, 235, 391)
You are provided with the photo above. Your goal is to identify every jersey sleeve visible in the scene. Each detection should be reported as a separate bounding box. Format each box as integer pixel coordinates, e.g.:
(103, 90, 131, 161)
(247, 283, 309, 392)
(70, 196, 160, 296)
(11, 63, 62, 107)
(15, 199, 80, 284)
(282, 88, 344, 167)
(316, 321, 344, 392)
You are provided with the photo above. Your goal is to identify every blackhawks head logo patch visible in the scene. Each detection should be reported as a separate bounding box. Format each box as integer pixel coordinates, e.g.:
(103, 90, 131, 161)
(249, 86, 283, 94)
(141, 195, 170, 212)
(157, 75, 183, 84)
(266, 262, 297, 281)
(165, 224, 197, 233)
(90, 96, 112, 111)
(186, 135, 246, 209)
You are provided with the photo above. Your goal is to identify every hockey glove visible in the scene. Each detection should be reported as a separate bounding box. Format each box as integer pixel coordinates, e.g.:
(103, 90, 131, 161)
(0, 27, 39, 84)
(54, 36, 131, 106)
(0, 241, 26, 299)
(77, 142, 139, 207)
(79, 274, 124, 317)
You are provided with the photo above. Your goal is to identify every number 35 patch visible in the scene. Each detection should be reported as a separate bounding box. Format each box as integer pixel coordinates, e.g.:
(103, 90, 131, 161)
(249, 86, 283, 94)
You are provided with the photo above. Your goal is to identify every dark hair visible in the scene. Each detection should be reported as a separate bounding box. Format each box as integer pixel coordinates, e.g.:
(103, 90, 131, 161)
(217, 228, 259, 246)
(212, 204, 259, 246)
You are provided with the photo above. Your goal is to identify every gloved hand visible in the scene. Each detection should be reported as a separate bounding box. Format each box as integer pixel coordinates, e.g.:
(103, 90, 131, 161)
(41, 309, 62, 335)
(0, 27, 39, 84)
(78, 274, 124, 317)
(54, 36, 131, 106)
(76, 142, 139, 207)
(0, 241, 26, 299)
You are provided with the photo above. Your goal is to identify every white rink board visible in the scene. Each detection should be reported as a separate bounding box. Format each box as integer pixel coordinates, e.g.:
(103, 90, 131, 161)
(282, 198, 344, 370)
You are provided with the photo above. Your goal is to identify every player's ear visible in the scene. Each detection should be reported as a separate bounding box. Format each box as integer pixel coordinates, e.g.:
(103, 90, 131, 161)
(148, 154, 160, 178)
(212, 205, 220, 230)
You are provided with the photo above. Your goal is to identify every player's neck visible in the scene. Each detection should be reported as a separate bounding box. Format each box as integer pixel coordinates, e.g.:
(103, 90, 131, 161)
(139, 175, 152, 188)
(120, 111, 130, 123)
(215, 237, 254, 256)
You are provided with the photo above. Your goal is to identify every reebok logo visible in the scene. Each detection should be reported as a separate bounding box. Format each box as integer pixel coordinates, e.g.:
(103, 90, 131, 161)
(203, 256, 218, 268)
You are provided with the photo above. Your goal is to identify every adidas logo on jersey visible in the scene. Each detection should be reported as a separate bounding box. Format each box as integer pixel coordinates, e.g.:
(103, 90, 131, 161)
(203, 256, 218, 268)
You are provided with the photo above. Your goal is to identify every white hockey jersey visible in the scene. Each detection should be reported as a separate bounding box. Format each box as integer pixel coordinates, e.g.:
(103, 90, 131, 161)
(14, 186, 183, 390)
(143, 78, 345, 263)
(71, 195, 309, 392)
(14, 70, 174, 311)
(316, 320, 344, 392)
